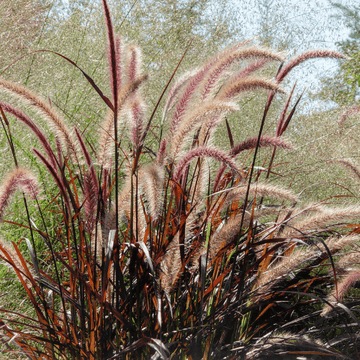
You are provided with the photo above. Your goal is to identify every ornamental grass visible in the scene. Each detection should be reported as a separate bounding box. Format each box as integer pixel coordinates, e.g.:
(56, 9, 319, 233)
(0, 1, 359, 359)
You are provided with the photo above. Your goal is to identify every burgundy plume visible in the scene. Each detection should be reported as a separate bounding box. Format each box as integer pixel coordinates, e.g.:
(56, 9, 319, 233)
(0, 102, 58, 170)
(102, 0, 118, 105)
(276, 50, 348, 83)
(174, 146, 240, 182)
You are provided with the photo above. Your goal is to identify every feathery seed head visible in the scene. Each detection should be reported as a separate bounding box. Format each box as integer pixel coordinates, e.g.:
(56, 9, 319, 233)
(0, 168, 38, 220)
(256, 245, 316, 295)
(322, 269, 360, 317)
(230, 136, 293, 158)
(173, 146, 241, 182)
(276, 49, 348, 83)
(98, 76, 148, 168)
(98, 110, 115, 169)
(160, 234, 182, 293)
(126, 45, 142, 83)
(192, 216, 242, 271)
(169, 100, 239, 160)
(0, 79, 79, 164)
(140, 163, 165, 222)
(0, 102, 58, 169)
(169, 66, 210, 134)
(162, 69, 198, 124)
(201, 46, 284, 100)
(283, 206, 360, 237)
(157, 139, 167, 166)
(234, 59, 270, 80)
(115, 36, 123, 90)
(217, 76, 285, 100)
(225, 183, 297, 206)
(129, 99, 145, 147)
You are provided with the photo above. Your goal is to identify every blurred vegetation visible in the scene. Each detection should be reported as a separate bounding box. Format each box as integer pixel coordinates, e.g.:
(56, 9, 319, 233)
(316, 1, 360, 106)
(0, 0, 50, 70)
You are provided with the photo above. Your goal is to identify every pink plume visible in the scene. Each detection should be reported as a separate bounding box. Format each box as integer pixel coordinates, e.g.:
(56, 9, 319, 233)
(277, 50, 348, 83)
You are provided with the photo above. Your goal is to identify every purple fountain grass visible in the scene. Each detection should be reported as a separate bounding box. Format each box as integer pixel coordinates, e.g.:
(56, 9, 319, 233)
(33, 149, 71, 211)
(0, 79, 80, 165)
(336, 249, 360, 270)
(213, 136, 293, 192)
(168, 65, 210, 134)
(102, 0, 122, 237)
(0, 102, 58, 170)
(125, 46, 144, 149)
(260, 49, 348, 115)
(173, 145, 241, 183)
(246, 332, 344, 360)
(156, 138, 167, 166)
(272, 202, 324, 237)
(0, 4, 356, 356)
(188, 156, 210, 208)
(322, 269, 360, 317)
(161, 69, 197, 124)
(83, 171, 98, 233)
(116, 170, 147, 240)
(169, 100, 239, 160)
(126, 45, 142, 84)
(282, 206, 360, 237)
(276, 50, 348, 83)
(255, 235, 359, 297)
(223, 182, 298, 206)
(74, 126, 99, 230)
(321, 234, 359, 253)
(201, 46, 285, 101)
(102, 0, 118, 104)
(74, 126, 99, 194)
(255, 244, 318, 295)
(159, 234, 182, 293)
(98, 110, 115, 169)
(0, 168, 38, 220)
(166, 45, 249, 132)
(231, 58, 270, 83)
(129, 99, 145, 148)
(117, 172, 132, 217)
(197, 118, 220, 147)
(118, 75, 148, 107)
(217, 76, 285, 100)
(115, 36, 123, 91)
(140, 164, 164, 223)
(230, 136, 293, 158)
(191, 216, 243, 271)
(97, 75, 147, 168)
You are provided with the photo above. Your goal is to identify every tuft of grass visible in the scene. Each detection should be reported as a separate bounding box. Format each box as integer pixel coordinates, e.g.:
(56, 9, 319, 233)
(0, 1, 359, 359)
